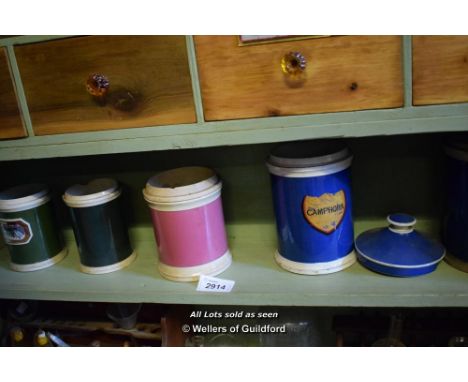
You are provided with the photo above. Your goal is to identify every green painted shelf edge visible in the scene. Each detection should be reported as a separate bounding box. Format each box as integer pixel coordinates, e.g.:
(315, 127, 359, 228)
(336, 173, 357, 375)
(0, 35, 74, 47)
(1, 104, 468, 161)
(1, 219, 467, 307)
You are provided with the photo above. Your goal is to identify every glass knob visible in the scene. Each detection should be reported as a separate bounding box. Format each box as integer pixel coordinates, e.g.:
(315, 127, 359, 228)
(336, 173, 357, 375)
(86, 74, 110, 98)
(281, 51, 307, 76)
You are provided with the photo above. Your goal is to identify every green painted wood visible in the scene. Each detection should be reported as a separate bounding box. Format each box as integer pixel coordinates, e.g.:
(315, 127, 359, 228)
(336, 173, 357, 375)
(0, 219, 465, 306)
(403, 35, 413, 108)
(185, 35, 205, 123)
(0, 104, 467, 161)
(0, 36, 74, 47)
(5, 46, 34, 137)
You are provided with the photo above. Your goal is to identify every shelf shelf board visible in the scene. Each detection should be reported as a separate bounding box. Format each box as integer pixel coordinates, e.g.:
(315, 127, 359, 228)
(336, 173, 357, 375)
(1, 104, 468, 161)
(0, 220, 467, 307)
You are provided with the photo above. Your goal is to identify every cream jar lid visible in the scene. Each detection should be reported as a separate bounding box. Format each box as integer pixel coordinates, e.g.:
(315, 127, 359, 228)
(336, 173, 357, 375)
(0, 184, 50, 212)
(63, 178, 120, 208)
(143, 167, 221, 203)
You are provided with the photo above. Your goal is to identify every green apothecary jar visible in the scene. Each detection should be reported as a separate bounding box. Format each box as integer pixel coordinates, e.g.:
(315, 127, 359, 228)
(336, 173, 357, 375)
(63, 178, 135, 274)
(0, 184, 67, 271)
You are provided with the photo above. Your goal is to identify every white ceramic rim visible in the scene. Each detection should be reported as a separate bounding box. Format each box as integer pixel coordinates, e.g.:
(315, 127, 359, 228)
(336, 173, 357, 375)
(63, 178, 120, 208)
(355, 244, 445, 269)
(388, 227, 414, 234)
(269, 146, 350, 168)
(144, 180, 221, 203)
(144, 167, 218, 200)
(158, 250, 232, 282)
(80, 250, 137, 274)
(10, 247, 68, 272)
(0, 184, 50, 213)
(146, 186, 221, 212)
(274, 250, 356, 275)
(266, 156, 353, 178)
(387, 214, 417, 227)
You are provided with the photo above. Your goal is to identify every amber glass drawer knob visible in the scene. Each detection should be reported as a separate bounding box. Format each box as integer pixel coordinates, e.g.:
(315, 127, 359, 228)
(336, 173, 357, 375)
(281, 51, 307, 76)
(86, 74, 110, 98)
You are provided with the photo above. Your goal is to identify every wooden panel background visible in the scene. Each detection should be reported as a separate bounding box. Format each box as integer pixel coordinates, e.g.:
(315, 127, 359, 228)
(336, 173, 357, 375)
(195, 36, 404, 121)
(15, 36, 196, 135)
(413, 36, 468, 106)
(0, 48, 26, 139)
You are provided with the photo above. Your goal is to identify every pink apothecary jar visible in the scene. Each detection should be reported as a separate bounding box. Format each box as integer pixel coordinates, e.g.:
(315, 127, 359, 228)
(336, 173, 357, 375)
(142, 166, 232, 282)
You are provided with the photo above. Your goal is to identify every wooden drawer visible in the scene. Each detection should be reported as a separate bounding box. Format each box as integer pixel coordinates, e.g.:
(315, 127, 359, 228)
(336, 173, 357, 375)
(0, 48, 26, 139)
(195, 36, 403, 121)
(413, 36, 468, 106)
(15, 36, 196, 135)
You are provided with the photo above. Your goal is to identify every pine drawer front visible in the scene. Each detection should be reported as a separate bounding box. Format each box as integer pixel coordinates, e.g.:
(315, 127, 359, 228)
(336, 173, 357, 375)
(15, 36, 196, 135)
(413, 36, 468, 106)
(0, 48, 26, 139)
(195, 36, 403, 121)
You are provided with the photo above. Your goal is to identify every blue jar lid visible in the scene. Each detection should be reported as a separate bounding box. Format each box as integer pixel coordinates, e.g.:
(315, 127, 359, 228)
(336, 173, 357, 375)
(355, 213, 445, 277)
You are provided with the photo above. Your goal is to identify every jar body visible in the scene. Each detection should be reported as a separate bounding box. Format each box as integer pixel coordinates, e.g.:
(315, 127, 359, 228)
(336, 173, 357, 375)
(0, 197, 66, 272)
(269, 166, 355, 274)
(444, 151, 468, 271)
(68, 196, 134, 274)
(143, 167, 231, 282)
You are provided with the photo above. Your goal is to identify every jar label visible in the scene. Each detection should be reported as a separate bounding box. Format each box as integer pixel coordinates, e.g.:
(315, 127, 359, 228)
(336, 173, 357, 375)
(302, 190, 346, 234)
(0, 218, 33, 245)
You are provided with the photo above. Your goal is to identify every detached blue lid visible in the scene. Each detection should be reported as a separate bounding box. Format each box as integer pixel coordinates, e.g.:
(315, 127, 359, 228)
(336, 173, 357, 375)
(355, 213, 445, 276)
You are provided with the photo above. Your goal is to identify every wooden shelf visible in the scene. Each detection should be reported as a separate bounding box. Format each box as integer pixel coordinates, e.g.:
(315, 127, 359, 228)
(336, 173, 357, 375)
(1, 220, 467, 307)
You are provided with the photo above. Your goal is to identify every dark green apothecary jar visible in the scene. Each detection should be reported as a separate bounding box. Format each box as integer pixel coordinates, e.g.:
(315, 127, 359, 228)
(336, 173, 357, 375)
(63, 178, 136, 274)
(0, 184, 67, 271)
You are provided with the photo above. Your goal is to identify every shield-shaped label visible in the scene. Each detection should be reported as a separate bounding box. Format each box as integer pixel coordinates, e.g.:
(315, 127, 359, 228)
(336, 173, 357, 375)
(0, 218, 33, 245)
(302, 190, 346, 234)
